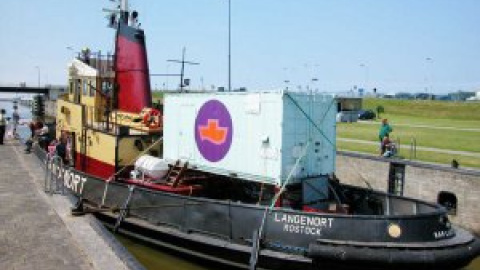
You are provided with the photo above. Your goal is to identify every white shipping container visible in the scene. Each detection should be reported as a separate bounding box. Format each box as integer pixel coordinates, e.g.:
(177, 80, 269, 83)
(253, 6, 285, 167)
(163, 91, 336, 186)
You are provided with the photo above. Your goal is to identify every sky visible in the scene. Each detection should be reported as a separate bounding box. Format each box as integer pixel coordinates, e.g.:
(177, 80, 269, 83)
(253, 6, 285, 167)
(0, 0, 479, 94)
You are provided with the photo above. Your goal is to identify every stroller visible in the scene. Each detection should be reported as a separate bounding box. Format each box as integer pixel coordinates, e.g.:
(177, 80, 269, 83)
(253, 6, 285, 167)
(383, 139, 397, 157)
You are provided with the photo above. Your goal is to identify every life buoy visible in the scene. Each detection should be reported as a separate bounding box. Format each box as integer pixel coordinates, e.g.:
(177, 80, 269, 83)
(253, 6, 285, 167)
(149, 115, 161, 129)
(142, 109, 162, 129)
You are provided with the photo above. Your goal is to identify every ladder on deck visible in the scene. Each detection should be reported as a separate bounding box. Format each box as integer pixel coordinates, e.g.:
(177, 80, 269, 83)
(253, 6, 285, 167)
(164, 160, 189, 187)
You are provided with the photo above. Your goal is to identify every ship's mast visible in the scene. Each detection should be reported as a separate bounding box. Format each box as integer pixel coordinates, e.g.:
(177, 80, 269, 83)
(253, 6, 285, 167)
(120, 0, 128, 12)
(103, 0, 132, 28)
(120, 0, 129, 23)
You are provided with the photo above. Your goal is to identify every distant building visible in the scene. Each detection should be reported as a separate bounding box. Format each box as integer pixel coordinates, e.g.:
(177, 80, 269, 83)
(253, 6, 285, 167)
(448, 91, 475, 101)
(335, 97, 362, 122)
(466, 91, 480, 101)
(45, 85, 67, 101)
(394, 92, 414, 100)
(414, 93, 433, 100)
(434, 94, 451, 101)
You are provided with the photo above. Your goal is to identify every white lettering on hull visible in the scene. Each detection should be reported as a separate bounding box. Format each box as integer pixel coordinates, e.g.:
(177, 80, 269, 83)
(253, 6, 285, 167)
(433, 230, 454, 239)
(48, 162, 87, 194)
(274, 213, 334, 236)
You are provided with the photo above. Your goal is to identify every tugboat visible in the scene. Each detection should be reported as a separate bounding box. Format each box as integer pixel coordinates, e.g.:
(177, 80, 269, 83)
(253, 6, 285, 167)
(39, 1, 479, 269)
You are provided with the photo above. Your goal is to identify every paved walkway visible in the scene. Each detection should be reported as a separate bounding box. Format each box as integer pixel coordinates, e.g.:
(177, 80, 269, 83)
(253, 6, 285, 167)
(0, 140, 134, 270)
(338, 138, 480, 158)
(357, 120, 480, 132)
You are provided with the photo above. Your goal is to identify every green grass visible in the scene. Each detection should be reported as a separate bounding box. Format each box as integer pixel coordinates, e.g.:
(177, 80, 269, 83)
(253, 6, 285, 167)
(378, 114, 480, 129)
(337, 98, 480, 168)
(152, 91, 164, 102)
(363, 98, 480, 121)
(337, 140, 480, 169)
(337, 121, 480, 153)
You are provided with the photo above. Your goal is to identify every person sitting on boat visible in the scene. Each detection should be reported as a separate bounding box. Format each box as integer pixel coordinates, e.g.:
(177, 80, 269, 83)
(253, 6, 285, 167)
(27, 119, 43, 138)
(25, 120, 45, 153)
(47, 139, 58, 159)
(37, 126, 51, 150)
(55, 136, 69, 165)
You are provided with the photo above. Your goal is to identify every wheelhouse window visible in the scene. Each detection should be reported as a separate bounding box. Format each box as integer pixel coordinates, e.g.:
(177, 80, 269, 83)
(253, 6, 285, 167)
(89, 80, 95, 97)
(69, 80, 74, 94)
(82, 80, 88, 95)
(101, 81, 112, 95)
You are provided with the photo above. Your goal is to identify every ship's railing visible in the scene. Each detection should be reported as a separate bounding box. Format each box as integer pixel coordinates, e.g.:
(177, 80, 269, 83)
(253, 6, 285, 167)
(76, 50, 114, 76)
(84, 105, 113, 133)
(83, 106, 152, 136)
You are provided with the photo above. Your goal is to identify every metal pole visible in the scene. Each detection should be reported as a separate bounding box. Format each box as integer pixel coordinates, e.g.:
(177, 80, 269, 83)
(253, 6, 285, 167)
(425, 57, 433, 96)
(166, 64, 170, 91)
(228, 0, 232, 91)
(180, 47, 185, 91)
(360, 64, 368, 92)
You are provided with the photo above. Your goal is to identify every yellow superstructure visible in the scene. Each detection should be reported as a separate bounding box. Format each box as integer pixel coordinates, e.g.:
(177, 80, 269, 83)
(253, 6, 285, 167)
(56, 55, 162, 179)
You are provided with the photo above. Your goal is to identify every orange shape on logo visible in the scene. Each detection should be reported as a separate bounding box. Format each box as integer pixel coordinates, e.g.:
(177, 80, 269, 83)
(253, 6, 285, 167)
(199, 119, 228, 145)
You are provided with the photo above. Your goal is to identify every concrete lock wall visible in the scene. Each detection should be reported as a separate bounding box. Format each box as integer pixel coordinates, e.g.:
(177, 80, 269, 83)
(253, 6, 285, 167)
(336, 151, 480, 235)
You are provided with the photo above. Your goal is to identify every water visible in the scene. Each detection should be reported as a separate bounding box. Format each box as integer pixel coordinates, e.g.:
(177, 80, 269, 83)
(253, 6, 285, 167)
(116, 235, 215, 270)
(469, 258, 480, 270)
(0, 100, 32, 139)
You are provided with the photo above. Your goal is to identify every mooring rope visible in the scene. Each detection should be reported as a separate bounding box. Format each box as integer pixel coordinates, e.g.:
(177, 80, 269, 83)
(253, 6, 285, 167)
(269, 140, 311, 211)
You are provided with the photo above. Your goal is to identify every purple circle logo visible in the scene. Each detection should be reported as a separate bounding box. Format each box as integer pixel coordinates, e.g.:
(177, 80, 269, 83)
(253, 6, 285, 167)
(195, 100, 233, 162)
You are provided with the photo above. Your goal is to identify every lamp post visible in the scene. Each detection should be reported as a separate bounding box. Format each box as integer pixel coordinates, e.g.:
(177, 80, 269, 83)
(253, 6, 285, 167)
(311, 64, 319, 92)
(425, 57, 433, 95)
(359, 63, 369, 92)
(283, 67, 290, 90)
(66, 46, 75, 59)
(35, 66, 41, 87)
(227, 0, 232, 92)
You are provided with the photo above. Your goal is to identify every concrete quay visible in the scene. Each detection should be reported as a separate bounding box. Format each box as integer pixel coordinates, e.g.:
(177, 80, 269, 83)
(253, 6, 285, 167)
(0, 139, 145, 270)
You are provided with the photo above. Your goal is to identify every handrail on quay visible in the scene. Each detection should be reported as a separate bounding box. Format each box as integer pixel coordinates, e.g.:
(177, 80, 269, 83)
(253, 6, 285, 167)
(44, 155, 65, 196)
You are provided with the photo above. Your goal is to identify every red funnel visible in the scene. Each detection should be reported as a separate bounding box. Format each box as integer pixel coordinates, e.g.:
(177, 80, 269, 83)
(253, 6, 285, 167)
(114, 21, 152, 113)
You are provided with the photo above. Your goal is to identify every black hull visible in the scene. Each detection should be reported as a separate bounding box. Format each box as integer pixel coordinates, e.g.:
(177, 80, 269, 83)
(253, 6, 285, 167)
(309, 230, 480, 270)
(93, 211, 479, 270)
(95, 213, 313, 270)
(36, 146, 479, 270)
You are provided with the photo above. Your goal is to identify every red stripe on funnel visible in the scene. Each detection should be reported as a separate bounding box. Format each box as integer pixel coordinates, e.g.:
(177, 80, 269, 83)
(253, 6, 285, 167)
(115, 34, 152, 113)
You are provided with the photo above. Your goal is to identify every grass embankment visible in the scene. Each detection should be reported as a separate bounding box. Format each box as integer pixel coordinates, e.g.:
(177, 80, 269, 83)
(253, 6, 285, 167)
(338, 122, 480, 153)
(152, 91, 164, 102)
(364, 98, 480, 127)
(337, 98, 480, 168)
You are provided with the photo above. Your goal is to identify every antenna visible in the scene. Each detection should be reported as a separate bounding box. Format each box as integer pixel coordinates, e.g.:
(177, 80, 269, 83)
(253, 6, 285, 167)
(103, 0, 130, 27)
(120, 0, 129, 12)
(167, 47, 200, 92)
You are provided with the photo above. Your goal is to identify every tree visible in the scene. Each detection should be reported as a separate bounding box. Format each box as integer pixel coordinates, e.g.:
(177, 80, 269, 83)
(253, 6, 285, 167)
(376, 105, 384, 119)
